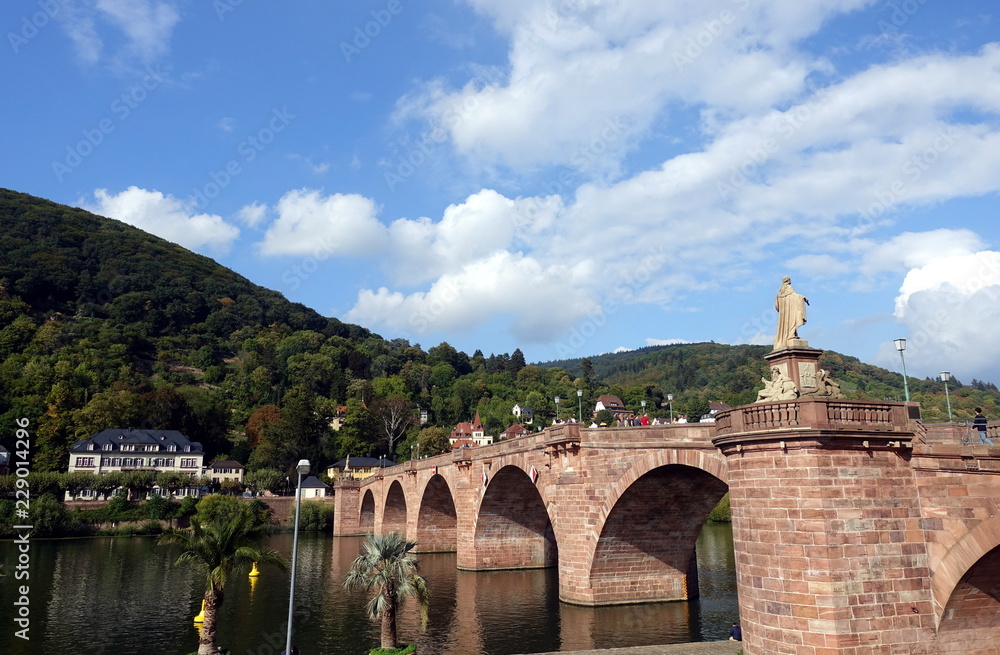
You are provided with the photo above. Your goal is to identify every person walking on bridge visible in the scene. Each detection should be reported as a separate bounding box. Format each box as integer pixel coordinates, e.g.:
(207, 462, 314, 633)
(974, 408, 994, 445)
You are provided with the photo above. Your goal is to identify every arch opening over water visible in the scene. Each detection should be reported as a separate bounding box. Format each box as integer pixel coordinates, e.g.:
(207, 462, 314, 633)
(467, 464, 556, 570)
(416, 474, 457, 552)
(589, 464, 728, 605)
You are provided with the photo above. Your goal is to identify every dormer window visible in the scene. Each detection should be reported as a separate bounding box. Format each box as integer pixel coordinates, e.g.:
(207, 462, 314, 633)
(102, 444, 112, 451)
(184, 445, 191, 452)
(168, 445, 177, 452)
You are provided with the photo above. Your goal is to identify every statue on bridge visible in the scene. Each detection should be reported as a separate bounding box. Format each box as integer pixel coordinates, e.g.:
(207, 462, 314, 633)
(755, 365, 799, 402)
(773, 276, 809, 350)
(800, 368, 844, 399)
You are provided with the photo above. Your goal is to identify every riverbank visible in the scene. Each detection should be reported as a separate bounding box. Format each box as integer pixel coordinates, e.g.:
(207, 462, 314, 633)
(521, 641, 743, 655)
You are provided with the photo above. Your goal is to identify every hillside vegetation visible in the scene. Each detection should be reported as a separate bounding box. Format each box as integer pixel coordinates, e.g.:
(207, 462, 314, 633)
(1, 189, 996, 476)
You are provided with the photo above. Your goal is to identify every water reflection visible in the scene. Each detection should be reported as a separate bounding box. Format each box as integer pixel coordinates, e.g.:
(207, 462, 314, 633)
(0, 523, 736, 655)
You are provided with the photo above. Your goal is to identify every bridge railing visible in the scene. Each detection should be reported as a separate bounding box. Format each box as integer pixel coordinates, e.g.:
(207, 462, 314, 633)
(714, 398, 912, 436)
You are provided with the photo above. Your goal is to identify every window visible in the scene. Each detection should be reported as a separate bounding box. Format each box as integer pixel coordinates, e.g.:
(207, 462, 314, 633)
(121, 444, 135, 452)
(168, 445, 177, 452)
(102, 444, 112, 451)
(111, 458, 122, 467)
(76, 457, 95, 468)
(180, 458, 198, 468)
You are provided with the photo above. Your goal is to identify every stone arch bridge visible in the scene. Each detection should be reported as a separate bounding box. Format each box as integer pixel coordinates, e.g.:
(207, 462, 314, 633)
(332, 399, 1000, 655)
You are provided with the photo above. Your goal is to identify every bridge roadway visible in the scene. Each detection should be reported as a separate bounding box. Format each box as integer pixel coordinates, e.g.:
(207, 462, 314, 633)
(332, 398, 1000, 655)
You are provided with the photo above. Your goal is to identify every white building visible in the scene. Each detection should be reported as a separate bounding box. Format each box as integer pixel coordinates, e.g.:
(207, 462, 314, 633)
(67, 428, 206, 498)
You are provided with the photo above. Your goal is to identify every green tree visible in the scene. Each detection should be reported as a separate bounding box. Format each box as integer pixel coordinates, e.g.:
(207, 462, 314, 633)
(158, 509, 287, 655)
(244, 468, 285, 494)
(415, 426, 452, 457)
(344, 532, 430, 650)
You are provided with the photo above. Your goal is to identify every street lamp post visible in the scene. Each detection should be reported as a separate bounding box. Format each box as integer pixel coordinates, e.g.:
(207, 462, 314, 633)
(577, 389, 583, 424)
(667, 394, 674, 424)
(285, 458, 310, 655)
(941, 371, 953, 421)
(894, 338, 910, 402)
(554, 396, 560, 423)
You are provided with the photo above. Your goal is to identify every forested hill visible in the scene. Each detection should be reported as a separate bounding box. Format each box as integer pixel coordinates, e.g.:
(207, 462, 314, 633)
(0, 188, 361, 338)
(1, 190, 997, 479)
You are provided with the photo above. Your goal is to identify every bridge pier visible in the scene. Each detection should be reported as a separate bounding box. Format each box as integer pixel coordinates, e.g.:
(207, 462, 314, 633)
(715, 399, 937, 654)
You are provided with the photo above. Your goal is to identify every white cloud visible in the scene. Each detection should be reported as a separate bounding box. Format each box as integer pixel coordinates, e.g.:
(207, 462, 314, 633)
(886, 251, 1000, 381)
(859, 229, 984, 276)
(345, 251, 598, 343)
(257, 189, 385, 257)
(82, 186, 240, 252)
(398, 0, 874, 172)
(56, 0, 180, 66)
(235, 201, 268, 228)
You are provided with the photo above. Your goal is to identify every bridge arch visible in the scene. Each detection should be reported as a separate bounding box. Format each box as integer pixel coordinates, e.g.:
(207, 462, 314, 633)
(415, 474, 457, 552)
(588, 457, 728, 605)
(932, 514, 1000, 652)
(359, 488, 376, 531)
(383, 480, 408, 534)
(466, 464, 556, 570)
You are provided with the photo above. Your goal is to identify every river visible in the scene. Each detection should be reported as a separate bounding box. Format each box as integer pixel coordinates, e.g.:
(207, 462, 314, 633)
(0, 523, 736, 655)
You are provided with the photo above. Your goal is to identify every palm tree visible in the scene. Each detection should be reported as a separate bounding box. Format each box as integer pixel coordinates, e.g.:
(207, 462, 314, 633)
(344, 532, 430, 650)
(159, 509, 287, 655)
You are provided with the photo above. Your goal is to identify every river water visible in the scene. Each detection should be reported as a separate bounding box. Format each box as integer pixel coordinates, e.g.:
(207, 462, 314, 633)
(0, 523, 736, 655)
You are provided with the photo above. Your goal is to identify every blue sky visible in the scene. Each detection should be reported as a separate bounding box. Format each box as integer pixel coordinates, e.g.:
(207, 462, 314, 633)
(3, 0, 1000, 384)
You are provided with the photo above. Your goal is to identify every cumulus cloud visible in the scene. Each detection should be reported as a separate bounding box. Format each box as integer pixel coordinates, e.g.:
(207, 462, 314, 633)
(82, 186, 240, 252)
(396, 0, 873, 172)
(257, 189, 385, 257)
(345, 251, 598, 343)
(885, 251, 1000, 381)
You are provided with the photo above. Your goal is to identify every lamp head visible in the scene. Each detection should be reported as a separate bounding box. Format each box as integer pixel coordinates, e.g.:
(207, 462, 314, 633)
(554, 396, 560, 404)
(296, 459, 311, 475)
(893, 338, 906, 352)
(577, 389, 583, 397)
(668, 393, 673, 401)
(941, 371, 951, 382)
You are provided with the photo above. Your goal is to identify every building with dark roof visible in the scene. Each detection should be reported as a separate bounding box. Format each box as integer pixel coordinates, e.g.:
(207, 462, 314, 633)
(67, 429, 206, 498)
(300, 475, 330, 498)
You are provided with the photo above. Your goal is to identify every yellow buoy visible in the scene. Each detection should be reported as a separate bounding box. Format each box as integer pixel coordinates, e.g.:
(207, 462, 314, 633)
(249, 561, 260, 577)
(194, 599, 206, 623)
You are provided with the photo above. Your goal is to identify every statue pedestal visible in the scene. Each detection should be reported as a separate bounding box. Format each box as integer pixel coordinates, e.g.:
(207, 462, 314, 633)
(765, 345, 823, 395)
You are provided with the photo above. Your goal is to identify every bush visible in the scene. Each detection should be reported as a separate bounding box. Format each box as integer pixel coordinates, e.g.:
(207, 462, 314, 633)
(30, 493, 79, 537)
(707, 493, 731, 522)
(298, 500, 331, 531)
(144, 493, 175, 520)
(370, 645, 416, 655)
